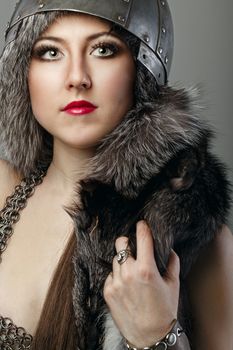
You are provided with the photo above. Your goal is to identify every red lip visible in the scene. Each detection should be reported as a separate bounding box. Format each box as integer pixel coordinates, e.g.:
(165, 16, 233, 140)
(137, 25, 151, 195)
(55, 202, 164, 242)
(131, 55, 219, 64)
(62, 100, 97, 116)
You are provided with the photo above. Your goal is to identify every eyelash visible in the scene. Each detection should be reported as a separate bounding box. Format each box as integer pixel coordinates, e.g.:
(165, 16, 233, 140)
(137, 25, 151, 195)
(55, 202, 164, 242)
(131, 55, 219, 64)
(90, 41, 119, 56)
(32, 41, 119, 60)
(32, 45, 60, 60)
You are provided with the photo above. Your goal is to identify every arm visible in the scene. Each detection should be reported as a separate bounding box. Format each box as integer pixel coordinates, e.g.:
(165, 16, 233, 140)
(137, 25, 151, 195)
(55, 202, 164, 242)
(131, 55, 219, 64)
(187, 225, 233, 350)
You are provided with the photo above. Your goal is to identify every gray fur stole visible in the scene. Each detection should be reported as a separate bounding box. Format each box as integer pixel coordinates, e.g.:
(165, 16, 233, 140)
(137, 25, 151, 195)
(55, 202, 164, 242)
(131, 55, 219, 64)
(70, 86, 231, 350)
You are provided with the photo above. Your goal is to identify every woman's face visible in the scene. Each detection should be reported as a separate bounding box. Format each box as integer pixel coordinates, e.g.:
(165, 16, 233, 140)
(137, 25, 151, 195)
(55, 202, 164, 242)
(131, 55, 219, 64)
(28, 14, 136, 150)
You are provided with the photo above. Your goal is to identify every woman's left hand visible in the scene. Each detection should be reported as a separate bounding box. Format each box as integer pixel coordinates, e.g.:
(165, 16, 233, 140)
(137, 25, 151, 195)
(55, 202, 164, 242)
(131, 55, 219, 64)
(103, 220, 180, 348)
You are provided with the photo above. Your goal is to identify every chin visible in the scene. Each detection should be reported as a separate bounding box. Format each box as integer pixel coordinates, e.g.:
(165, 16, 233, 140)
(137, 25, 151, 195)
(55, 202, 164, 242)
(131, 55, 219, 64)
(59, 137, 99, 151)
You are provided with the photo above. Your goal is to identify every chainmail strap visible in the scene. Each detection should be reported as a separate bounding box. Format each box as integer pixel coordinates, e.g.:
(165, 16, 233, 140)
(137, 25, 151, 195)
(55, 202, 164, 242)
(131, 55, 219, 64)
(0, 167, 47, 348)
(0, 316, 33, 349)
(0, 167, 46, 260)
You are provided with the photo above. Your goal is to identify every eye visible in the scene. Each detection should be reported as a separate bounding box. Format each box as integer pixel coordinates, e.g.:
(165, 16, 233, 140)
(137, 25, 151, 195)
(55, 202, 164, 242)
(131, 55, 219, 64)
(90, 42, 119, 57)
(43, 49, 60, 60)
(32, 45, 63, 61)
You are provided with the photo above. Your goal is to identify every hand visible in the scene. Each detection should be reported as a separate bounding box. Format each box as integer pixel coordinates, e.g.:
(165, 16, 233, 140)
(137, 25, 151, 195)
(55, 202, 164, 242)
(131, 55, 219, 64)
(103, 220, 180, 348)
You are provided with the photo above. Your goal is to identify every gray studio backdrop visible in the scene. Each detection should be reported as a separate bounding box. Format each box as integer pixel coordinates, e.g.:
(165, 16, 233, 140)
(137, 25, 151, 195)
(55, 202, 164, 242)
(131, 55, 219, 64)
(0, 1, 232, 228)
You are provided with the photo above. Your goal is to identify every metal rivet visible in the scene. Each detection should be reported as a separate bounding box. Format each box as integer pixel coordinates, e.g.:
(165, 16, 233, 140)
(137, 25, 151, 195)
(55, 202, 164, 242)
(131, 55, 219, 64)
(159, 47, 163, 54)
(143, 35, 150, 43)
(165, 56, 169, 64)
(162, 27, 166, 34)
(118, 15, 126, 23)
(161, 1, 165, 5)
(38, 3, 45, 8)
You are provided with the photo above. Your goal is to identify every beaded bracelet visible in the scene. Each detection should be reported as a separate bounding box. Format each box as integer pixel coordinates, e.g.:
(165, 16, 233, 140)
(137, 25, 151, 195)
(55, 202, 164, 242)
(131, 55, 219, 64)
(125, 320, 184, 350)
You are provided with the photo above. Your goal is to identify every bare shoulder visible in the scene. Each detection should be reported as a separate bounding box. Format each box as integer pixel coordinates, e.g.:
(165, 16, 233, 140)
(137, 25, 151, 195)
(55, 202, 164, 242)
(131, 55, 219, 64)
(187, 225, 233, 349)
(0, 159, 21, 208)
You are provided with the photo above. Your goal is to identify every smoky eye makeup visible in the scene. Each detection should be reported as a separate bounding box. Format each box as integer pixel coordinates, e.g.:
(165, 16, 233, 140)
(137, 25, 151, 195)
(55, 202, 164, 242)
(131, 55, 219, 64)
(31, 44, 62, 60)
(89, 40, 120, 57)
(31, 42, 120, 60)
(31, 33, 125, 61)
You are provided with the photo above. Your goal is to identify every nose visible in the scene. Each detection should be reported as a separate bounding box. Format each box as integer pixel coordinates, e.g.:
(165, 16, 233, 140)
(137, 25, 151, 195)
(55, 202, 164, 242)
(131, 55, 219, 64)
(65, 57, 92, 91)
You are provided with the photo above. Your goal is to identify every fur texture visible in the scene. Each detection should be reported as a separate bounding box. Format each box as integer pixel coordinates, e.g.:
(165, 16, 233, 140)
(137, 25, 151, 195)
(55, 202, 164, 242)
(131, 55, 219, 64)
(103, 313, 124, 350)
(70, 86, 231, 349)
(0, 11, 231, 350)
(0, 13, 58, 175)
(0, 12, 140, 177)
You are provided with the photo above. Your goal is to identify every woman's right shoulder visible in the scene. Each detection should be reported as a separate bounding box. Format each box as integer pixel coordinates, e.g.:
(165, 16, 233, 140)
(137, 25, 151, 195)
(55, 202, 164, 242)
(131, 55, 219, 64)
(0, 159, 21, 209)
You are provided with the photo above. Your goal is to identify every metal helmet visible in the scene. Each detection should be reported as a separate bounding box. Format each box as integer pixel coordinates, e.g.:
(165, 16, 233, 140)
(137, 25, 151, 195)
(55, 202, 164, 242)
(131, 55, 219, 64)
(5, 0, 174, 86)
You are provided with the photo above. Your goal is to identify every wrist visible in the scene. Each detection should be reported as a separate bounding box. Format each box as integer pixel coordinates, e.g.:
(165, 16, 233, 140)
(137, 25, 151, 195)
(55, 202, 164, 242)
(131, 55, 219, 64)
(125, 320, 190, 350)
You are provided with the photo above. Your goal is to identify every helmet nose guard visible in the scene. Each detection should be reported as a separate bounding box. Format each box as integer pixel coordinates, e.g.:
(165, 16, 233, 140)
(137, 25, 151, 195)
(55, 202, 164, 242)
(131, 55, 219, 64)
(5, 0, 174, 86)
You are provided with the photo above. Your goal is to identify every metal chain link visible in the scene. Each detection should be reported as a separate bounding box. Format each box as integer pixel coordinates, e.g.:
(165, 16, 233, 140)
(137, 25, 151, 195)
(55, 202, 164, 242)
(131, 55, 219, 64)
(0, 167, 46, 259)
(0, 316, 33, 349)
(0, 167, 47, 348)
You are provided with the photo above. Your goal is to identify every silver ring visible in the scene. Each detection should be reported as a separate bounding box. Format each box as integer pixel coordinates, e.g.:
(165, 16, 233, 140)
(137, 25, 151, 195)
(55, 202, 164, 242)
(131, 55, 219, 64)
(116, 249, 130, 265)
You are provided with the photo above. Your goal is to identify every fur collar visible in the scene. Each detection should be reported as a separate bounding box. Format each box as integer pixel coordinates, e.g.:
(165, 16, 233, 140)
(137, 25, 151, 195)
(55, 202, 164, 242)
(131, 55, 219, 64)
(85, 85, 211, 198)
(71, 85, 231, 350)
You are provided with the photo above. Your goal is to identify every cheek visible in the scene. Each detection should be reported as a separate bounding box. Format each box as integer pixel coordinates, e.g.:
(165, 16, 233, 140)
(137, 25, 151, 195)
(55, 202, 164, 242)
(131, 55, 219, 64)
(28, 65, 56, 119)
(98, 60, 135, 106)
(28, 67, 43, 109)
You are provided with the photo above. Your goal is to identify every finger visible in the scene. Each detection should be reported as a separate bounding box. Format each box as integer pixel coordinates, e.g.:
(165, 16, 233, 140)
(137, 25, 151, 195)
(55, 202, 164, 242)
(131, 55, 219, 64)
(115, 235, 133, 266)
(114, 236, 135, 276)
(112, 236, 129, 276)
(103, 272, 113, 301)
(104, 271, 113, 287)
(165, 250, 180, 284)
(136, 220, 155, 264)
(115, 236, 129, 252)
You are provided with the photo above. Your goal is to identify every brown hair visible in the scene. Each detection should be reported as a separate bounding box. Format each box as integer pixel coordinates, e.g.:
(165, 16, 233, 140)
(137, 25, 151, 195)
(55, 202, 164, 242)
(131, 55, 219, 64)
(31, 233, 78, 349)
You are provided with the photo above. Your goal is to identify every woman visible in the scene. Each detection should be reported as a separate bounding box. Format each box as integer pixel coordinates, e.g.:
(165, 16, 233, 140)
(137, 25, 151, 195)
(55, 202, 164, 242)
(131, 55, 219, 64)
(0, 1, 232, 349)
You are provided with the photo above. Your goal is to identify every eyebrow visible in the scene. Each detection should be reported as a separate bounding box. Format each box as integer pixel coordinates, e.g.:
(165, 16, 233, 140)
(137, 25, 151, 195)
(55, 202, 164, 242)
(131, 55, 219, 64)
(34, 31, 121, 45)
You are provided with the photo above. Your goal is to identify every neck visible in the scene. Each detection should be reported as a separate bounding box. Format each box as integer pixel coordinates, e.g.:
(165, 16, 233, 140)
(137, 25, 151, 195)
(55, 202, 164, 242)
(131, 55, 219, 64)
(44, 139, 95, 198)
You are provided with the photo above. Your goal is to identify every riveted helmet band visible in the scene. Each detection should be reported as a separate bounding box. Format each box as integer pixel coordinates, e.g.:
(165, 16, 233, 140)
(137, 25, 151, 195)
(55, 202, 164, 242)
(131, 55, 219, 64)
(4, 0, 174, 86)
